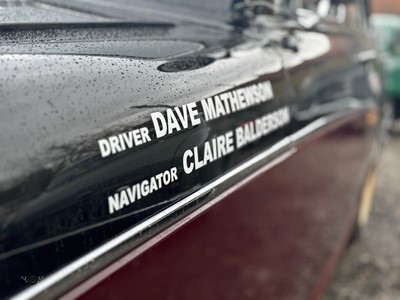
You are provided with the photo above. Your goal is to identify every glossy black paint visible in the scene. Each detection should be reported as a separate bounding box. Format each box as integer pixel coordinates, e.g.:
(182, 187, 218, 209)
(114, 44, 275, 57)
(0, 0, 381, 298)
(0, 2, 285, 297)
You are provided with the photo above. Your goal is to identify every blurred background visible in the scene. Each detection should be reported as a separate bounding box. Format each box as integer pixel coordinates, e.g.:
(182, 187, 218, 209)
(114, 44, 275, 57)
(325, 1, 400, 299)
(371, 0, 400, 15)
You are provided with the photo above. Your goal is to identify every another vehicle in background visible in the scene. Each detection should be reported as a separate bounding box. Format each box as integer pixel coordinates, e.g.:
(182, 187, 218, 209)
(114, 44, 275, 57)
(371, 14, 400, 120)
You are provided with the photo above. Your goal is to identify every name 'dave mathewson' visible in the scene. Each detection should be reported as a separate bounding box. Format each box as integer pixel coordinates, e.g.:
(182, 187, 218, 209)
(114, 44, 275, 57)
(98, 80, 274, 157)
(150, 80, 274, 138)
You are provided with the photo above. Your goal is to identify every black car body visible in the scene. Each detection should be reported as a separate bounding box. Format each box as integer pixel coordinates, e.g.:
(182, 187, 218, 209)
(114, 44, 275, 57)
(0, 0, 384, 299)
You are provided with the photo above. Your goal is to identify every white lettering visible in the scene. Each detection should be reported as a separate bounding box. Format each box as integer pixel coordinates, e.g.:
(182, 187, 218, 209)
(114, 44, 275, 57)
(151, 112, 168, 138)
(99, 139, 111, 158)
(108, 167, 179, 214)
(98, 126, 152, 158)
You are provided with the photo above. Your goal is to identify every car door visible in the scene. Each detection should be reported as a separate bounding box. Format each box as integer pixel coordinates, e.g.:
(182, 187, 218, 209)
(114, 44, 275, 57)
(268, 0, 382, 297)
(0, 1, 293, 299)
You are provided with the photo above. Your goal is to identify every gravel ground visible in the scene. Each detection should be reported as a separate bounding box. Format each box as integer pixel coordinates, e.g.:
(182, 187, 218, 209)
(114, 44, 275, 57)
(324, 123, 400, 300)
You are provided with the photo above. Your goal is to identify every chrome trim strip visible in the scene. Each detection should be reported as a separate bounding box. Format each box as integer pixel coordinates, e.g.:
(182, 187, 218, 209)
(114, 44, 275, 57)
(291, 117, 327, 142)
(292, 100, 373, 144)
(12, 105, 369, 300)
(12, 137, 292, 300)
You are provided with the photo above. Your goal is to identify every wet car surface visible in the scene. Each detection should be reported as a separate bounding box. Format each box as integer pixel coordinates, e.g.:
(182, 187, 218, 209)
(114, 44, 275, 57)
(0, 0, 385, 299)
